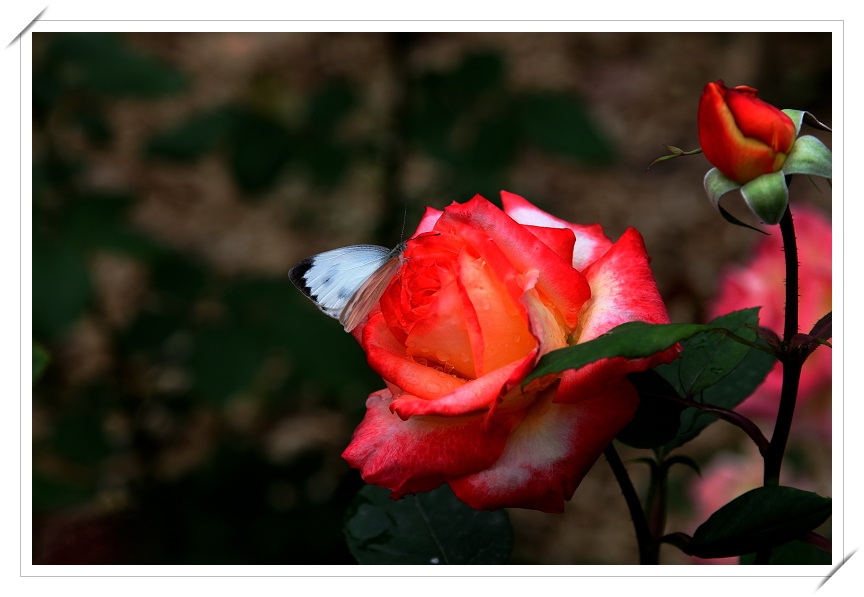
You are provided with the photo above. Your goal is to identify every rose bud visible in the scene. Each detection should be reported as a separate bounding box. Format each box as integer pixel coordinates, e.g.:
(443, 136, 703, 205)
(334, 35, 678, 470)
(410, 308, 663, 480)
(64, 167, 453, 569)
(698, 80, 797, 185)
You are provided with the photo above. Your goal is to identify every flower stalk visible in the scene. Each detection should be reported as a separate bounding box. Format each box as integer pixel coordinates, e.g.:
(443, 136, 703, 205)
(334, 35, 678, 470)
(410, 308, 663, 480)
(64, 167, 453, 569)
(604, 443, 658, 564)
(755, 205, 806, 564)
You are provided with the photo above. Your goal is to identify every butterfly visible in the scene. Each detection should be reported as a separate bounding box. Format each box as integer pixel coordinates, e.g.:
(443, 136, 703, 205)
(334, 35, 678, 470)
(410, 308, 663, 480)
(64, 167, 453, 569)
(289, 241, 408, 332)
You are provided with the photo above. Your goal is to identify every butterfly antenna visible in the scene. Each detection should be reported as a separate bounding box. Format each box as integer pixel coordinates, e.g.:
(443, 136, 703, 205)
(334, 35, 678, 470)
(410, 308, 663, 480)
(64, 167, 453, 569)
(400, 204, 408, 243)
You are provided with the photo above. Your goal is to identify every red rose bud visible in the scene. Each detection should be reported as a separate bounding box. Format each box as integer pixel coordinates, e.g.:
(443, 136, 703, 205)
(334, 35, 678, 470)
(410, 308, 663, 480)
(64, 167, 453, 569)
(698, 80, 797, 184)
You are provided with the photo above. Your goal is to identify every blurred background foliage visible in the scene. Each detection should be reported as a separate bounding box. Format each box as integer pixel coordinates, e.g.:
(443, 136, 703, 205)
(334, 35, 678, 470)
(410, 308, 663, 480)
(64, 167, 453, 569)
(31, 31, 832, 564)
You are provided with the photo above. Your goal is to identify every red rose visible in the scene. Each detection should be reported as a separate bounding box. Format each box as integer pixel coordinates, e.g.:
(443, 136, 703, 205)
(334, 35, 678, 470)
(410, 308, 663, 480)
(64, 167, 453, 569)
(698, 80, 797, 184)
(343, 193, 678, 512)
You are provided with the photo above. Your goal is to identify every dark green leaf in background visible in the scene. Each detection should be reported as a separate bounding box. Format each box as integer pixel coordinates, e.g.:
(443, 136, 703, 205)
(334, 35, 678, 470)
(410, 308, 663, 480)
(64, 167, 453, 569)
(514, 92, 616, 163)
(221, 279, 381, 405)
(50, 407, 112, 465)
(305, 81, 358, 134)
(344, 484, 513, 565)
(687, 486, 831, 559)
(190, 323, 269, 404)
(60, 193, 165, 259)
(447, 52, 506, 102)
(73, 108, 114, 146)
(32, 237, 93, 339)
(33, 343, 50, 382)
(229, 110, 294, 194)
(33, 473, 94, 511)
(41, 33, 187, 98)
(146, 106, 239, 162)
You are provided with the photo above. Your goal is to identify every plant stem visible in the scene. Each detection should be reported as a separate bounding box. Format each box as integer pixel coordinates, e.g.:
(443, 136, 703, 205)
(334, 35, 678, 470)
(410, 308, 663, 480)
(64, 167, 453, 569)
(764, 205, 803, 486)
(755, 205, 805, 564)
(763, 356, 803, 486)
(604, 443, 657, 564)
(661, 394, 769, 456)
(648, 460, 668, 546)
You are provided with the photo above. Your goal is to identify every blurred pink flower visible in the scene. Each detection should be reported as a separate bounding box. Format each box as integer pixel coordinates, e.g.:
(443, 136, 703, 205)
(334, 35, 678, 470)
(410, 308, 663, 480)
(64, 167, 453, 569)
(709, 204, 832, 439)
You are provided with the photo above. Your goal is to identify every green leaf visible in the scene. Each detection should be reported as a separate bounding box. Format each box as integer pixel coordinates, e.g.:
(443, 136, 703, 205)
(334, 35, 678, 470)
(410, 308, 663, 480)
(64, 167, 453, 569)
(33, 343, 50, 382)
(783, 135, 832, 180)
(645, 146, 702, 171)
(660, 340, 775, 451)
(523, 321, 711, 388)
(617, 370, 687, 449)
(676, 308, 761, 397)
(688, 486, 831, 559)
(344, 484, 513, 565)
(741, 171, 789, 225)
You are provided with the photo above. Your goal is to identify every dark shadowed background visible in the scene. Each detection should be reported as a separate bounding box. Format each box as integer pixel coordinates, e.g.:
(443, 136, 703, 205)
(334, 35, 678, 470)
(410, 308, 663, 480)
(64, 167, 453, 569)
(31, 31, 832, 565)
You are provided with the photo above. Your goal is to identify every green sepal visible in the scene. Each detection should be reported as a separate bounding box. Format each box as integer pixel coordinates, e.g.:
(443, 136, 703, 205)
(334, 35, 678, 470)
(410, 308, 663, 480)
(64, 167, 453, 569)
(703, 167, 741, 210)
(741, 171, 788, 225)
(781, 109, 832, 135)
(782, 135, 832, 180)
(704, 168, 768, 232)
(718, 203, 770, 234)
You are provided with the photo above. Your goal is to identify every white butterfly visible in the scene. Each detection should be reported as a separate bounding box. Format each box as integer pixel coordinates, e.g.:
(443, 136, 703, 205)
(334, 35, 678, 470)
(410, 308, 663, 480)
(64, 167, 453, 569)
(289, 242, 408, 332)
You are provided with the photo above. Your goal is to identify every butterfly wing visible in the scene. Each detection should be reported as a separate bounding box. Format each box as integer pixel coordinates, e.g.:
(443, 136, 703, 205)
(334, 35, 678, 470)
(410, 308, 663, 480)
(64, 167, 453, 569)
(340, 242, 407, 332)
(289, 244, 394, 324)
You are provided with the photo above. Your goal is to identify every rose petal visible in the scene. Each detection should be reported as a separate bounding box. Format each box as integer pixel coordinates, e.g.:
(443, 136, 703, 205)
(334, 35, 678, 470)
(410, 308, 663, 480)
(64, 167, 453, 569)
(412, 206, 444, 236)
(342, 388, 523, 497)
(555, 227, 678, 403)
(403, 267, 478, 380)
(522, 225, 575, 264)
(448, 377, 639, 512)
(363, 313, 468, 401)
(500, 191, 613, 271)
(725, 86, 796, 155)
(391, 351, 537, 419)
(443, 195, 590, 330)
(454, 242, 536, 374)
